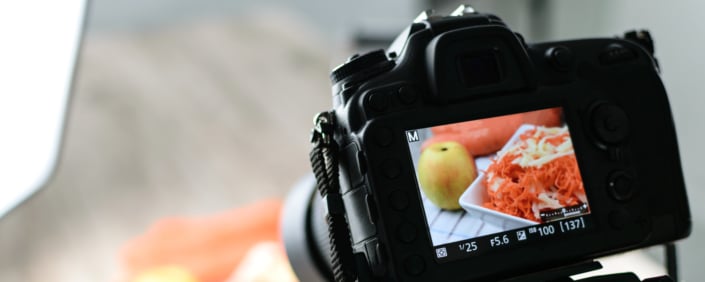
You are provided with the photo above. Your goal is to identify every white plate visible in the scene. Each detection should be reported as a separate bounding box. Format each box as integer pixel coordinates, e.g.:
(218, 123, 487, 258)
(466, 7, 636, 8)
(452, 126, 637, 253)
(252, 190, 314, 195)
(458, 124, 538, 232)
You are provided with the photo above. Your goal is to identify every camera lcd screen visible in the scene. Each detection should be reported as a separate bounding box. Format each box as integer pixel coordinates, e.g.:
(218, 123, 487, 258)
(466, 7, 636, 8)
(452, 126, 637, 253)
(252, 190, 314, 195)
(405, 107, 593, 262)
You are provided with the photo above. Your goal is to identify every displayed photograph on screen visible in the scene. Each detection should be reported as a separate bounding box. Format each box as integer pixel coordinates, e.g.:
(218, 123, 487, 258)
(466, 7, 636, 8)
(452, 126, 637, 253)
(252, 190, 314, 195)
(405, 107, 591, 247)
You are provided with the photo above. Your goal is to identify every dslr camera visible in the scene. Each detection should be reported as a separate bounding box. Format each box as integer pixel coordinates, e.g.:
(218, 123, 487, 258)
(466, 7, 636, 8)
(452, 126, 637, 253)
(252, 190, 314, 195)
(282, 5, 691, 282)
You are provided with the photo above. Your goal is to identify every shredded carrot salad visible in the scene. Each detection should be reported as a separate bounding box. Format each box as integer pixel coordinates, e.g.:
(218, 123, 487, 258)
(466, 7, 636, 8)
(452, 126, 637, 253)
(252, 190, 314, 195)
(483, 126, 587, 222)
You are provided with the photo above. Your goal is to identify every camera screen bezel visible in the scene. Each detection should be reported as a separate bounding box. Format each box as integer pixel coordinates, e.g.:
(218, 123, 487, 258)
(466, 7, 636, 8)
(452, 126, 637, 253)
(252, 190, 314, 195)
(360, 86, 654, 281)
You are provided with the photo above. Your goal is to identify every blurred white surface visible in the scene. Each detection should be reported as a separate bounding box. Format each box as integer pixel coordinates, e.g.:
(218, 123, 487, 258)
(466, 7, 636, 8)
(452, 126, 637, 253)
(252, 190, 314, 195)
(0, 0, 85, 217)
(575, 250, 667, 280)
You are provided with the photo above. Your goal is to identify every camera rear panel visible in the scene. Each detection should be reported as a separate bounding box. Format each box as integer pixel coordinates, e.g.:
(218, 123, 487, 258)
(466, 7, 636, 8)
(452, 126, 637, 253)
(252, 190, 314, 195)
(332, 14, 690, 282)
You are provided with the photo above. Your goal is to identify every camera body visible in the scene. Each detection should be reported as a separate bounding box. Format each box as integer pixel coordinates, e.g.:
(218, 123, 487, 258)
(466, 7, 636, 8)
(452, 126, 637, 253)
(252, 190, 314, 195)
(315, 8, 690, 282)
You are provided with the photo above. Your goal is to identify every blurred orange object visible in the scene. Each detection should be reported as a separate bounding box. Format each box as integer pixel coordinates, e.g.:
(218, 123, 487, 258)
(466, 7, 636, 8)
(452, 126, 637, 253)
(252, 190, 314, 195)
(132, 265, 200, 282)
(120, 199, 284, 282)
(423, 108, 562, 156)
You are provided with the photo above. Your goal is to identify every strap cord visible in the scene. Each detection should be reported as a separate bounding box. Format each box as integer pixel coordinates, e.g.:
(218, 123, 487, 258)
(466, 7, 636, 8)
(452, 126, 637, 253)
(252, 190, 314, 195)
(310, 111, 356, 282)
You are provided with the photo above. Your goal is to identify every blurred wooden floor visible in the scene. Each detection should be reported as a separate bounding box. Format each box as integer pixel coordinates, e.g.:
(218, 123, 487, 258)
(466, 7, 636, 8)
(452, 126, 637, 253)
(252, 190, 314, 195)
(0, 12, 334, 282)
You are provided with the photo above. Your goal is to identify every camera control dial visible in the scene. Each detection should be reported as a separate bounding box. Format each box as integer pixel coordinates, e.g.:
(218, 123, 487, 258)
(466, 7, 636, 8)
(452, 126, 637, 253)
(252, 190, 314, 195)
(590, 102, 630, 145)
(330, 49, 394, 85)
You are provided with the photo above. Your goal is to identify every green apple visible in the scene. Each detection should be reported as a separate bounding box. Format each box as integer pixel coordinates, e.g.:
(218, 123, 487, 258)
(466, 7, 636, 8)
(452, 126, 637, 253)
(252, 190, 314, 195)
(417, 141, 477, 210)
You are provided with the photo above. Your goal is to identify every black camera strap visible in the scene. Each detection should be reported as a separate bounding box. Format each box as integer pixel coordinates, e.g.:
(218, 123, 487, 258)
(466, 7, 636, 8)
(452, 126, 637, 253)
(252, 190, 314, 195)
(310, 111, 357, 282)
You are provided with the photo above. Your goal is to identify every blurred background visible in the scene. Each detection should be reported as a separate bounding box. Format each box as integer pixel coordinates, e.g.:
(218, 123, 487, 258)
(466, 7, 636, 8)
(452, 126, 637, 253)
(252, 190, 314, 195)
(0, 0, 703, 281)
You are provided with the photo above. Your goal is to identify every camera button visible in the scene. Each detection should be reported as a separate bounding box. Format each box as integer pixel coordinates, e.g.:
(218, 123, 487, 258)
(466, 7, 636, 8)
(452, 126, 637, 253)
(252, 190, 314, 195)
(382, 159, 401, 179)
(342, 145, 366, 190)
(373, 127, 394, 147)
(546, 46, 574, 71)
(607, 171, 636, 201)
(389, 189, 409, 210)
(608, 147, 623, 161)
(397, 86, 418, 104)
(609, 209, 632, 229)
(366, 91, 390, 112)
(590, 102, 630, 145)
(404, 255, 425, 275)
(397, 222, 418, 243)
